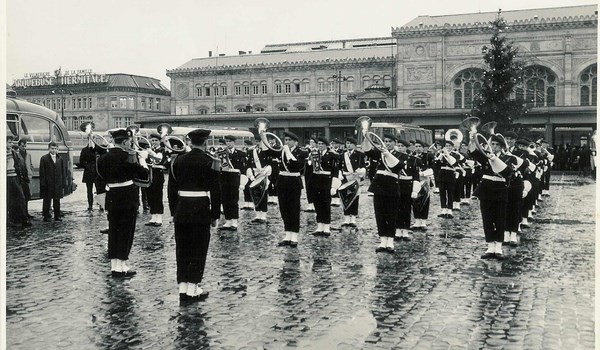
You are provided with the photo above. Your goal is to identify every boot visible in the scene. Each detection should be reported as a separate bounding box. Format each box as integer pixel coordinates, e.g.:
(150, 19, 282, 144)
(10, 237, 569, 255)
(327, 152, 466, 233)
(376, 237, 388, 253)
(509, 232, 518, 247)
(494, 242, 505, 259)
(503, 232, 510, 245)
(481, 242, 495, 259)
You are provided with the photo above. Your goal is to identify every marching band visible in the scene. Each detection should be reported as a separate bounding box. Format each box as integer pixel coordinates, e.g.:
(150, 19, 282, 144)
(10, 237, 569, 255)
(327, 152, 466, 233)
(88, 115, 555, 303)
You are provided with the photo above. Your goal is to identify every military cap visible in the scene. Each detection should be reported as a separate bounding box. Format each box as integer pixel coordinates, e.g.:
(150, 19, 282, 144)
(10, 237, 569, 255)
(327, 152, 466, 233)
(503, 131, 518, 139)
(188, 128, 212, 144)
(110, 129, 129, 141)
(149, 133, 161, 140)
(382, 133, 397, 142)
(490, 134, 507, 148)
(317, 136, 329, 144)
(345, 137, 357, 145)
(409, 140, 416, 145)
(397, 139, 410, 147)
(218, 138, 227, 145)
(515, 139, 530, 146)
(331, 138, 343, 144)
(244, 140, 254, 146)
(443, 139, 454, 146)
(283, 131, 299, 142)
(224, 135, 237, 142)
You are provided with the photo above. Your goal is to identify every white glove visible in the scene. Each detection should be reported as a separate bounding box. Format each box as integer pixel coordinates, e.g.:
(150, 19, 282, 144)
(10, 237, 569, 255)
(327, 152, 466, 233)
(522, 190, 528, 198)
(411, 191, 418, 199)
(330, 188, 337, 196)
(138, 150, 149, 160)
(138, 157, 149, 169)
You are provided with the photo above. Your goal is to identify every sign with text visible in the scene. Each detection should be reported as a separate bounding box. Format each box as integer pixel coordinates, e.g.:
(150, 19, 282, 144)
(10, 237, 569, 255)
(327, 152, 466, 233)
(13, 69, 108, 87)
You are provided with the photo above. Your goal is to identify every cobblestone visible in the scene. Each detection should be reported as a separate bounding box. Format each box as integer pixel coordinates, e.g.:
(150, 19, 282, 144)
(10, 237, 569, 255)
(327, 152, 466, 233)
(5, 172, 595, 349)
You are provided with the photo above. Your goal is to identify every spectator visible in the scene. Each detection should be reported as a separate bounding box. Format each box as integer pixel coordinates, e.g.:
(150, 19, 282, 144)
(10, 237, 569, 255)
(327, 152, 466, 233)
(79, 140, 98, 211)
(17, 139, 34, 217)
(578, 145, 591, 177)
(39, 142, 67, 222)
(7, 136, 31, 227)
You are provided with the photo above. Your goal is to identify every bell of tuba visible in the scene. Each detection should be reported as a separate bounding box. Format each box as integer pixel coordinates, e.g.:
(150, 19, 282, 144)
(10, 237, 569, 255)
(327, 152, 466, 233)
(462, 119, 497, 157)
(459, 116, 481, 135)
(80, 121, 110, 149)
(444, 129, 463, 149)
(255, 118, 283, 152)
(354, 116, 385, 151)
(157, 123, 186, 154)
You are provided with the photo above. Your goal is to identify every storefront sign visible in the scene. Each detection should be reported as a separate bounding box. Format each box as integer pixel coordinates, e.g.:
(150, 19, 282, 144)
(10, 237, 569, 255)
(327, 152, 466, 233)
(13, 69, 107, 87)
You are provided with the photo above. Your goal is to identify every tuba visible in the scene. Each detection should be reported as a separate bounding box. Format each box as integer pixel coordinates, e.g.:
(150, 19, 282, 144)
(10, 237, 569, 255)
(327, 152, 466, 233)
(80, 121, 111, 149)
(444, 129, 463, 149)
(355, 116, 385, 151)
(255, 118, 283, 152)
(126, 125, 153, 187)
(157, 123, 187, 154)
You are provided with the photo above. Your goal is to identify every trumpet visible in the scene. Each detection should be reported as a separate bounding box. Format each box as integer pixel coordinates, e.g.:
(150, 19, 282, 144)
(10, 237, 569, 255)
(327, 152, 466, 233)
(157, 123, 187, 154)
(80, 121, 111, 150)
(255, 118, 283, 152)
(355, 116, 385, 151)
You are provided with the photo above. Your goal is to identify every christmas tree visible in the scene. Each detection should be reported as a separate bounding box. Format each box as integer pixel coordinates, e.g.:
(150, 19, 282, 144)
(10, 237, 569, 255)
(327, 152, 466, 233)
(470, 12, 527, 132)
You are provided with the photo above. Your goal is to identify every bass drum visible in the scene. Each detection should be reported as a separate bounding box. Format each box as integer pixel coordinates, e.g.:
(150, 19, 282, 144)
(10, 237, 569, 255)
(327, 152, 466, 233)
(338, 180, 360, 211)
(249, 174, 269, 207)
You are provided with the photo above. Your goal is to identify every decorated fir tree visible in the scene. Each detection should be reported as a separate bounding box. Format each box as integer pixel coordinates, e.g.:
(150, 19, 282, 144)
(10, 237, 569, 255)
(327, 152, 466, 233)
(470, 13, 527, 132)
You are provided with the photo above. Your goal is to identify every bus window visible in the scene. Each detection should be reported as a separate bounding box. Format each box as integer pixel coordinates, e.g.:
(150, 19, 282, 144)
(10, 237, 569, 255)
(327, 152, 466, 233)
(399, 130, 406, 141)
(53, 124, 64, 142)
(7, 114, 19, 138)
(21, 114, 51, 143)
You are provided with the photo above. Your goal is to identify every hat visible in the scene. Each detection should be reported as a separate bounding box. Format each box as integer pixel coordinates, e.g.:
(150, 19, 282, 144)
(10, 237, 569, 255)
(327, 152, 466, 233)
(188, 128, 212, 145)
(409, 140, 416, 145)
(490, 134, 507, 148)
(515, 139, 530, 146)
(149, 133, 161, 140)
(244, 140, 253, 146)
(224, 135, 237, 142)
(382, 133, 396, 142)
(444, 139, 454, 146)
(110, 129, 129, 141)
(345, 137, 357, 145)
(397, 139, 410, 147)
(331, 138, 342, 144)
(283, 131, 299, 142)
(503, 131, 518, 139)
(317, 136, 329, 144)
(218, 138, 226, 145)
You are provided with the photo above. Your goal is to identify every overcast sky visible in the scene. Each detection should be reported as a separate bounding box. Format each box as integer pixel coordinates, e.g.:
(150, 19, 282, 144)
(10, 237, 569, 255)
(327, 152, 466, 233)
(6, 0, 597, 87)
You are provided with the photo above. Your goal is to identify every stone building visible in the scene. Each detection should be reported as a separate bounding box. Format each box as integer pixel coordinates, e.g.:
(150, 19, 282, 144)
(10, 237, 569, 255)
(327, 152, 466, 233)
(12, 73, 170, 131)
(155, 4, 597, 145)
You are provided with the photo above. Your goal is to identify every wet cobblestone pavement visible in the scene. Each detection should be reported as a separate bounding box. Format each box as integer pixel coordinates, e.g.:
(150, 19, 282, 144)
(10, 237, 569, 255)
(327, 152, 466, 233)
(6, 172, 595, 349)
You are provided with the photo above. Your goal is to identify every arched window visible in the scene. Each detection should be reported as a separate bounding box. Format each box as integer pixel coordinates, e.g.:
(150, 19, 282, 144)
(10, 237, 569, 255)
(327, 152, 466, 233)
(413, 101, 426, 108)
(362, 76, 370, 90)
(453, 68, 484, 108)
(346, 77, 354, 92)
(279, 107, 288, 111)
(368, 101, 377, 109)
(359, 101, 367, 109)
(321, 104, 332, 110)
(518, 65, 557, 107)
(383, 75, 392, 88)
(378, 101, 387, 108)
(296, 106, 307, 111)
(580, 64, 597, 106)
(255, 107, 265, 112)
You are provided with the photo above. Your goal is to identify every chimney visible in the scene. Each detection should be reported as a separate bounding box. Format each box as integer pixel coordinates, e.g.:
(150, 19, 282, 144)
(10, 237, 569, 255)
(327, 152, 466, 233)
(219, 53, 225, 57)
(209, 51, 212, 57)
(249, 51, 252, 54)
(238, 51, 246, 55)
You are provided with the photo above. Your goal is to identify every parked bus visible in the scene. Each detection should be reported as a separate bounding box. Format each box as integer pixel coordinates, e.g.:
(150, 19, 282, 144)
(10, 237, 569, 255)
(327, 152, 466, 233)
(358, 122, 434, 146)
(68, 130, 89, 167)
(6, 91, 76, 199)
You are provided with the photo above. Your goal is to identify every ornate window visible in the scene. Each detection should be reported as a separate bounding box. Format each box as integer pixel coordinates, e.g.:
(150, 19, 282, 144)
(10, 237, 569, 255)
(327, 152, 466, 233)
(296, 106, 307, 111)
(368, 101, 377, 109)
(255, 107, 265, 112)
(453, 68, 484, 108)
(362, 76, 370, 89)
(359, 101, 367, 109)
(318, 78, 325, 93)
(379, 101, 387, 108)
(580, 64, 597, 106)
(516, 65, 557, 107)
(413, 100, 426, 108)
(321, 105, 332, 110)
(279, 107, 288, 111)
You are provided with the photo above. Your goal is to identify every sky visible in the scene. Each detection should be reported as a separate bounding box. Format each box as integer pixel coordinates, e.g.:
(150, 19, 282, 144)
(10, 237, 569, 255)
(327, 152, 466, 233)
(5, 0, 598, 87)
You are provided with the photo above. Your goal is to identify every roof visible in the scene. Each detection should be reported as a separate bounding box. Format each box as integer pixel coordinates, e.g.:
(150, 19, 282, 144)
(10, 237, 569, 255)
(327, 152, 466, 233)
(107, 74, 169, 91)
(261, 37, 395, 53)
(169, 46, 395, 73)
(400, 4, 597, 29)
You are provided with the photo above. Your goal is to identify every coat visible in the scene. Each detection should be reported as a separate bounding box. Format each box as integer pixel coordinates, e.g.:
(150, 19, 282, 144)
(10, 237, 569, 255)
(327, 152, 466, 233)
(39, 153, 67, 198)
(79, 146, 97, 184)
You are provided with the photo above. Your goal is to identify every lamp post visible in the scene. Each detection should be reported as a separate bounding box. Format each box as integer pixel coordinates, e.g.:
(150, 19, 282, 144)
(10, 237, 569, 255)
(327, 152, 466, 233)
(332, 70, 348, 110)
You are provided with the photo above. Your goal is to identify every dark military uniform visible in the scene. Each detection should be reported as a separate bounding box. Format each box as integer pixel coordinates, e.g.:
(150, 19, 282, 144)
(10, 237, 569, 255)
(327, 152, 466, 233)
(171, 148, 221, 286)
(506, 148, 528, 238)
(312, 147, 340, 229)
(147, 144, 168, 220)
(413, 151, 434, 221)
(340, 148, 365, 217)
(80, 145, 98, 210)
(246, 147, 270, 214)
(97, 147, 149, 263)
(434, 149, 459, 216)
(219, 146, 247, 223)
(396, 152, 420, 231)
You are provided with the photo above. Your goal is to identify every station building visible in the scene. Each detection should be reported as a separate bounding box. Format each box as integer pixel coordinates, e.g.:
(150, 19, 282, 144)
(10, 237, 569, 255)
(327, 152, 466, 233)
(158, 4, 597, 146)
(11, 72, 170, 131)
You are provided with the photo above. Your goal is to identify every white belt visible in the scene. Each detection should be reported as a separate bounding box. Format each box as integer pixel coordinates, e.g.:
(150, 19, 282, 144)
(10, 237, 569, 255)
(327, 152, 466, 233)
(482, 175, 505, 182)
(398, 175, 413, 180)
(343, 171, 354, 176)
(376, 170, 398, 179)
(178, 190, 210, 197)
(151, 165, 166, 169)
(280, 171, 301, 177)
(314, 171, 331, 175)
(107, 180, 134, 188)
(221, 168, 240, 173)
(441, 166, 455, 171)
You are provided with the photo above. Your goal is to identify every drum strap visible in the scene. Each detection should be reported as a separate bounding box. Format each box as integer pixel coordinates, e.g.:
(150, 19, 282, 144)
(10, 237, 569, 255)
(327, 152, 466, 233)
(253, 148, 262, 169)
(344, 152, 354, 174)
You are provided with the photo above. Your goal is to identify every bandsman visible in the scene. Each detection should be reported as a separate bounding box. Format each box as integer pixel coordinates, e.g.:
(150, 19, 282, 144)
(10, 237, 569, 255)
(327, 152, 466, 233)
(329, 138, 343, 207)
(241, 139, 256, 210)
(145, 133, 168, 226)
(246, 138, 272, 223)
(394, 139, 420, 241)
(435, 140, 459, 218)
(304, 137, 317, 212)
(503, 133, 528, 246)
(340, 137, 366, 227)
(311, 137, 340, 236)
(411, 140, 435, 230)
(218, 135, 248, 230)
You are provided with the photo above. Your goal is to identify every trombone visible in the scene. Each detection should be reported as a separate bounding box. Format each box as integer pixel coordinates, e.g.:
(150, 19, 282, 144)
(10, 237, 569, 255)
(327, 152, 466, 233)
(255, 118, 283, 152)
(80, 121, 111, 150)
(355, 116, 385, 151)
(157, 123, 187, 154)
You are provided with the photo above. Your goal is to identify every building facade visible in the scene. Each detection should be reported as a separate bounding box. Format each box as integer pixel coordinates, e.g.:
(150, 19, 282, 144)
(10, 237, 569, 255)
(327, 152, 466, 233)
(156, 5, 597, 145)
(12, 72, 170, 131)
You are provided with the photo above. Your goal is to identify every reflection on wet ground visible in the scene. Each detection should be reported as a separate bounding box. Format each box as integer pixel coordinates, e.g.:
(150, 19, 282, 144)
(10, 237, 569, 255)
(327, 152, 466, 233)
(6, 172, 595, 348)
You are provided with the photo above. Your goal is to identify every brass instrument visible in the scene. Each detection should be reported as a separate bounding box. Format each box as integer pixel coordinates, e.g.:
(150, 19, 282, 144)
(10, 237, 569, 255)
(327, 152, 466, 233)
(310, 147, 323, 172)
(255, 118, 283, 152)
(354, 116, 385, 151)
(80, 121, 110, 149)
(444, 129, 463, 149)
(459, 116, 495, 158)
(157, 123, 187, 154)
(126, 125, 153, 187)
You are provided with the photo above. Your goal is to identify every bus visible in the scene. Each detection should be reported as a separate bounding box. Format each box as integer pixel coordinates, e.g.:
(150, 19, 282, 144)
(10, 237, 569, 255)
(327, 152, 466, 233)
(68, 130, 89, 167)
(358, 122, 434, 146)
(6, 91, 76, 199)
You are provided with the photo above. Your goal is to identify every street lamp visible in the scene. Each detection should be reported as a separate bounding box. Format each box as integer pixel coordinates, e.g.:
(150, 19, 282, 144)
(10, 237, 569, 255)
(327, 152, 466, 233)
(332, 70, 348, 110)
